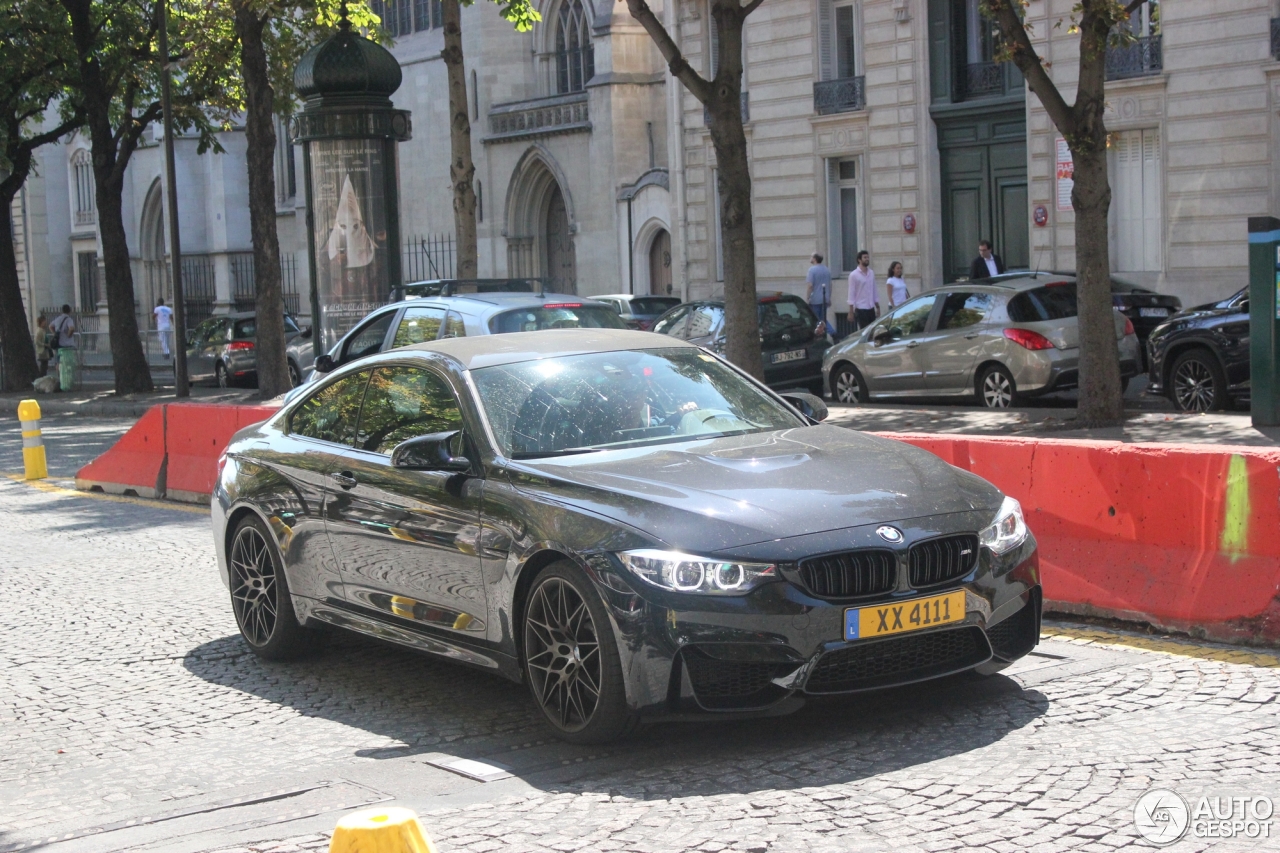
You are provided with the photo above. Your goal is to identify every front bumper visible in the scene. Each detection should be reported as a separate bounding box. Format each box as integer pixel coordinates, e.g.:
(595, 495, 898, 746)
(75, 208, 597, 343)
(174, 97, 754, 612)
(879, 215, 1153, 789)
(588, 534, 1040, 717)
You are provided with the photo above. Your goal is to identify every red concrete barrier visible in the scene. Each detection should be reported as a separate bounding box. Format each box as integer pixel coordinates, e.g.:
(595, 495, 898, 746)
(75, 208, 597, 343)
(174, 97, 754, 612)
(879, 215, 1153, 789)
(164, 403, 278, 502)
(74, 405, 168, 498)
(74, 402, 278, 503)
(881, 433, 1280, 646)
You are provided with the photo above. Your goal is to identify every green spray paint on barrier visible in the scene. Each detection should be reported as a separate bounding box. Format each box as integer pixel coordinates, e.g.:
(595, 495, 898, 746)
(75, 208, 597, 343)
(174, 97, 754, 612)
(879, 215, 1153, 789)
(1219, 454, 1250, 560)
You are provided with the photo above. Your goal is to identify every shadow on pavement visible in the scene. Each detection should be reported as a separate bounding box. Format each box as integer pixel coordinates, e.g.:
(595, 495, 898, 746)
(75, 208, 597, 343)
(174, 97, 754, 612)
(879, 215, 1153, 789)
(183, 627, 1048, 798)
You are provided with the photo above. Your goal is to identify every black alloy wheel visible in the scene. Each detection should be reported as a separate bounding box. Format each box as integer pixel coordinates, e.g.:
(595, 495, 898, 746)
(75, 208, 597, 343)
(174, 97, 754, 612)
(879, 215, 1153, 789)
(1170, 349, 1225, 413)
(523, 561, 635, 743)
(831, 363, 867, 404)
(288, 360, 302, 388)
(977, 364, 1017, 409)
(229, 515, 311, 660)
(216, 362, 231, 389)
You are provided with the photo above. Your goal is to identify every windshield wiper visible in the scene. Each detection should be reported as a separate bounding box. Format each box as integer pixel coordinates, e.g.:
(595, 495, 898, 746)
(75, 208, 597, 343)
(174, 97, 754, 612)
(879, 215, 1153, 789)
(511, 447, 602, 459)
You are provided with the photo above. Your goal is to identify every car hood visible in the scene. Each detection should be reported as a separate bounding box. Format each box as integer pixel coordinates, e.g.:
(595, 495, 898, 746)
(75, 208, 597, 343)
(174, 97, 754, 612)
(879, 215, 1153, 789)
(502, 425, 1002, 552)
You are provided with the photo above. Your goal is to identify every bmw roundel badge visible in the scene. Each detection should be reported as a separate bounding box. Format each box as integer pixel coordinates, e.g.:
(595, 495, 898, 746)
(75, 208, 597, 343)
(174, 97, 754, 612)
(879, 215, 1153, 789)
(876, 526, 904, 543)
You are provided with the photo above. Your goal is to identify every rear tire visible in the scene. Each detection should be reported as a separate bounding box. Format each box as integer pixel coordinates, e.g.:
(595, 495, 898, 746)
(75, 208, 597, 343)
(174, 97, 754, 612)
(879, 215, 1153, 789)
(830, 363, 868, 404)
(228, 514, 313, 661)
(288, 360, 302, 388)
(1169, 349, 1226, 412)
(216, 362, 231, 389)
(977, 364, 1017, 409)
(522, 560, 636, 744)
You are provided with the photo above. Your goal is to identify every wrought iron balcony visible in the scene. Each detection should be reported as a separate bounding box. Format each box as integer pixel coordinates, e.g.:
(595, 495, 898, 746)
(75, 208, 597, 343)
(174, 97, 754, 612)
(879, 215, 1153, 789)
(959, 61, 1024, 101)
(1105, 34, 1163, 81)
(814, 76, 866, 115)
(486, 92, 590, 142)
(704, 92, 750, 126)
(1272, 18, 1280, 60)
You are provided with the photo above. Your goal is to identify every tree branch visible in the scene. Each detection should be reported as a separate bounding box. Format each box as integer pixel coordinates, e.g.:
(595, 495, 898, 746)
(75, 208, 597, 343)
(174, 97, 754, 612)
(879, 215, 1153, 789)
(1123, 0, 1147, 14)
(741, 0, 766, 16)
(988, 0, 1076, 135)
(624, 0, 713, 103)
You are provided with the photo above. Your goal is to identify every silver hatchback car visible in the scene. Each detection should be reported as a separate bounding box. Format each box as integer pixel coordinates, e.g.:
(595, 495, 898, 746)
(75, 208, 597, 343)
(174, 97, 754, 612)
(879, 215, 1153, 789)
(822, 275, 1142, 408)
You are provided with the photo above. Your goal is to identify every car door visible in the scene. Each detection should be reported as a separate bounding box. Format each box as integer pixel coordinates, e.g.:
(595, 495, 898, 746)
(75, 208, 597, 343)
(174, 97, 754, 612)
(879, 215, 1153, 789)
(859, 294, 937, 394)
(920, 291, 996, 393)
(277, 369, 374, 601)
(336, 308, 400, 367)
(324, 363, 487, 636)
(192, 318, 226, 381)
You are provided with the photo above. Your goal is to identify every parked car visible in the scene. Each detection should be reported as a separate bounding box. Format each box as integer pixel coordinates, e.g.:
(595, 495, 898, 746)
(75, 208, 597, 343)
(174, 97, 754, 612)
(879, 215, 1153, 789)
(651, 293, 831, 393)
(1146, 286, 1250, 412)
(186, 312, 304, 388)
(1110, 277, 1182, 367)
(822, 275, 1142, 408)
(286, 292, 627, 387)
(215, 328, 1042, 743)
(593, 294, 682, 330)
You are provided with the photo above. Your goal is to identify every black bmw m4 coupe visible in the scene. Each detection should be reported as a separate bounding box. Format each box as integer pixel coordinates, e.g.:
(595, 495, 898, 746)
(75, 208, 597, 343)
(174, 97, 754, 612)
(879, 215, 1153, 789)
(213, 329, 1041, 742)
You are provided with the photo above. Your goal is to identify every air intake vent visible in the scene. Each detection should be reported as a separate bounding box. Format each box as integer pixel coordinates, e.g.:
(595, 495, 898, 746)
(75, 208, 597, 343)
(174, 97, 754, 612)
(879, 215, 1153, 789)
(908, 534, 978, 588)
(797, 549, 896, 599)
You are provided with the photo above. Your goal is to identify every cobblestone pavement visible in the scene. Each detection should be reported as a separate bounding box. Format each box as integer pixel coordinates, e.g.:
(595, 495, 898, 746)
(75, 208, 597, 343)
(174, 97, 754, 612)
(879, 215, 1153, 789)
(0, 474, 1277, 853)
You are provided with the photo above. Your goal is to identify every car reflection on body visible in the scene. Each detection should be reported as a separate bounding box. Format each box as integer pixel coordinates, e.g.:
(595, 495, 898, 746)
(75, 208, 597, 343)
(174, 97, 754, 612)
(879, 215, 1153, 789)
(214, 329, 1042, 743)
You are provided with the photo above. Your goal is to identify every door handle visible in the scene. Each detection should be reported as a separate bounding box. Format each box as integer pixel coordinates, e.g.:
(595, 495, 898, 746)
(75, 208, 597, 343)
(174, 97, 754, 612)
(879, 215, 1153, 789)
(964, 333, 980, 339)
(906, 341, 920, 348)
(330, 471, 357, 489)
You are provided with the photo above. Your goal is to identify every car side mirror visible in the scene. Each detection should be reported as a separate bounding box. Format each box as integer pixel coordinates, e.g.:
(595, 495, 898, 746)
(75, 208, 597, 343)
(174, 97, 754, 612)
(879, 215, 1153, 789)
(778, 392, 828, 423)
(314, 354, 335, 373)
(872, 328, 894, 346)
(391, 431, 471, 472)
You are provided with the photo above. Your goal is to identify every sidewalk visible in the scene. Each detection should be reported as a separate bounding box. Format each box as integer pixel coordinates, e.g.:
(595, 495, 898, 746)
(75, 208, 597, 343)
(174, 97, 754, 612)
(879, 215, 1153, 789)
(0, 385, 264, 419)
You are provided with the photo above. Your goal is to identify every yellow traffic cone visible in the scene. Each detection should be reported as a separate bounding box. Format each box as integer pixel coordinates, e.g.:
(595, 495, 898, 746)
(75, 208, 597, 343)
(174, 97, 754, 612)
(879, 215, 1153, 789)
(328, 807, 438, 853)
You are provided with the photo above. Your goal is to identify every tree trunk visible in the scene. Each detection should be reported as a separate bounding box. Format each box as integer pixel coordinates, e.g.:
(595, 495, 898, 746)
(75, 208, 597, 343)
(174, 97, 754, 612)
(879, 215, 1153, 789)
(234, 2, 290, 398)
(1071, 147, 1123, 424)
(94, 175, 154, 394)
(441, 0, 478, 280)
(0, 192, 40, 392)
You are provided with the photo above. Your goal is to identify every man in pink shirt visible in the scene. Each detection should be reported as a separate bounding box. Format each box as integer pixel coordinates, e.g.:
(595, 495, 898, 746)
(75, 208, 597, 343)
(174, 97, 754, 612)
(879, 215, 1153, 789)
(846, 250, 879, 330)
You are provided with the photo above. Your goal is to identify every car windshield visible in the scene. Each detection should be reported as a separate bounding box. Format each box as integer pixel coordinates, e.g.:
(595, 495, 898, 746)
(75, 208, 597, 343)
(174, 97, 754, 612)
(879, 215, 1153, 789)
(1214, 288, 1248, 310)
(489, 304, 628, 333)
(630, 297, 680, 315)
(471, 348, 805, 458)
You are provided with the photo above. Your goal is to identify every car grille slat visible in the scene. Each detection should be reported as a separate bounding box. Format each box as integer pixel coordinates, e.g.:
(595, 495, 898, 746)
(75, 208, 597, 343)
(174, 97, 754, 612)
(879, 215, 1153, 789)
(804, 626, 990, 693)
(797, 549, 896, 599)
(908, 534, 978, 589)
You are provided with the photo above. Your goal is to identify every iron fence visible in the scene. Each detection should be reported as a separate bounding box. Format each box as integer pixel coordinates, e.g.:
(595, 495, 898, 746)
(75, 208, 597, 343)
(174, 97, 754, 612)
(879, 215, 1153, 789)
(229, 252, 302, 315)
(813, 76, 866, 115)
(1106, 35, 1162, 80)
(1272, 18, 1280, 60)
(403, 233, 456, 282)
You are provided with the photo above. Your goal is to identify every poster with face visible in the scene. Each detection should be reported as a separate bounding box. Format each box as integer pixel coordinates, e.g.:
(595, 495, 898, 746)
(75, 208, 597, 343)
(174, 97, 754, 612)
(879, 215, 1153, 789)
(310, 138, 390, 344)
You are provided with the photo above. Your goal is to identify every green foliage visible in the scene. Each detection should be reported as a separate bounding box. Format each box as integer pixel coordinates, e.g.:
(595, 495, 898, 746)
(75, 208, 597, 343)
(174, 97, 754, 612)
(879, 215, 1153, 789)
(0, 0, 79, 178)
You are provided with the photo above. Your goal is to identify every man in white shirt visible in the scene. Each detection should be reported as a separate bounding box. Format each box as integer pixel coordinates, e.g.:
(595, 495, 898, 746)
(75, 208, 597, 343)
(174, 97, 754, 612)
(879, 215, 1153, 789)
(969, 240, 1005, 280)
(846, 250, 879, 330)
(153, 298, 174, 359)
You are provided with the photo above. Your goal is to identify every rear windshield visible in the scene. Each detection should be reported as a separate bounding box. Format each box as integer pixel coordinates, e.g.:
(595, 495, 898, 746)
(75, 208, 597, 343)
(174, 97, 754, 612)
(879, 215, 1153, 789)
(630, 297, 680, 315)
(489, 304, 628, 334)
(232, 319, 257, 339)
(759, 296, 817, 335)
(1007, 285, 1077, 323)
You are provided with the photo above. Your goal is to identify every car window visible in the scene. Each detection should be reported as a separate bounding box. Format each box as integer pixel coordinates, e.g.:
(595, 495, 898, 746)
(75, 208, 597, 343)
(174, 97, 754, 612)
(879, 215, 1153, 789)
(392, 306, 445, 347)
(192, 319, 219, 345)
(290, 370, 371, 445)
(442, 310, 467, 339)
(341, 311, 397, 361)
(938, 292, 994, 330)
(353, 366, 464, 455)
(876, 295, 936, 338)
(1008, 285, 1078, 322)
(631, 297, 680, 315)
(284, 315, 301, 333)
(472, 347, 804, 458)
(232, 318, 257, 339)
(651, 305, 690, 336)
(685, 305, 724, 339)
(488, 304, 627, 333)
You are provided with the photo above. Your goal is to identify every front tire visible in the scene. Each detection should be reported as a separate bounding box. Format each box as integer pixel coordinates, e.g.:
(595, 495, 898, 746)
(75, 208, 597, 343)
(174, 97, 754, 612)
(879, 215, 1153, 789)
(830, 363, 868, 404)
(977, 364, 1017, 408)
(1169, 349, 1225, 412)
(523, 560, 635, 744)
(228, 514, 312, 660)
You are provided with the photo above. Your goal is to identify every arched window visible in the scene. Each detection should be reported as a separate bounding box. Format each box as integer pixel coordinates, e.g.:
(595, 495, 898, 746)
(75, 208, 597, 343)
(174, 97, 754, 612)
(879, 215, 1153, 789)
(72, 149, 95, 226)
(555, 0, 594, 94)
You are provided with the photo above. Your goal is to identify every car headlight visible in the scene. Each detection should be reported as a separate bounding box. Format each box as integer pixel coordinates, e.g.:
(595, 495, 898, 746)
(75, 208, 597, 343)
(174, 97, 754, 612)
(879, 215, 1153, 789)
(979, 496, 1028, 555)
(616, 549, 777, 595)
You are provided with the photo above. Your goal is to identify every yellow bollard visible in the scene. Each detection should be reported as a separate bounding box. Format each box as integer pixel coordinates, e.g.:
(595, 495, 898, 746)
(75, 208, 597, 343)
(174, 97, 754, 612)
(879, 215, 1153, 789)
(18, 399, 48, 481)
(329, 807, 438, 853)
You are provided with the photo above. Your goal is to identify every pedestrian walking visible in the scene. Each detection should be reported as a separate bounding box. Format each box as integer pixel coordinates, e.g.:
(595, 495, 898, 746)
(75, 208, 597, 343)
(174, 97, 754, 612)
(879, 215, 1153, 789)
(34, 316, 53, 377)
(886, 261, 910, 309)
(806, 253, 834, 337)
(969, 239, 1005, 280)
(49, 304, 77, 392)
(153, 298, 174, 359)
(846, 250, 879, 331)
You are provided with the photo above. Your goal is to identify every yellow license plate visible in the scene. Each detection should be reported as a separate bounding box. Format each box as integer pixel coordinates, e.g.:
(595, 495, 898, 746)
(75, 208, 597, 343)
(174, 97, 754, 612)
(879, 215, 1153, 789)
(845, 590, 966, 641)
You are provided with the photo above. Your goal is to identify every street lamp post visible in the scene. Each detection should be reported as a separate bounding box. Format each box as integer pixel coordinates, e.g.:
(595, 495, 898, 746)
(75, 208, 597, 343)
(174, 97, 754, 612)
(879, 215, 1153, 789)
(158, 0, 189, 397)
(292, 12, 411, 357)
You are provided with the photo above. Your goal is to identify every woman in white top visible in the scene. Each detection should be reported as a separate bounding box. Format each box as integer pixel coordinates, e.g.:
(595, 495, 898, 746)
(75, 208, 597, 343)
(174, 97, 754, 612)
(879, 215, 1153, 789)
(886, 261, 910, 308)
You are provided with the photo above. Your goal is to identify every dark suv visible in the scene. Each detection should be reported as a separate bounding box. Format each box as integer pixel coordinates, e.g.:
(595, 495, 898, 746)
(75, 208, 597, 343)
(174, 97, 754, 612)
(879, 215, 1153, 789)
(1146, 287, 1250, 412)
(651, 294, 830, 393)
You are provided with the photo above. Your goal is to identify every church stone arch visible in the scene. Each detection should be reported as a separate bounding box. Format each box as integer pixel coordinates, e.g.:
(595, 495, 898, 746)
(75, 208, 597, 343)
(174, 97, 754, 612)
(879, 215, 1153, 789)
(504, 145, 578, 293)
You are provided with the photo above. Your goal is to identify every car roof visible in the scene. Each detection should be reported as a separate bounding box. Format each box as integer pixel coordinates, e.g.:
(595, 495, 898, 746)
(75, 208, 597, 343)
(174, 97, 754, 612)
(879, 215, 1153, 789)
(407, 293, 612, 313)
(401, 328, 696, 370)
(939, 273, 1077, 292)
